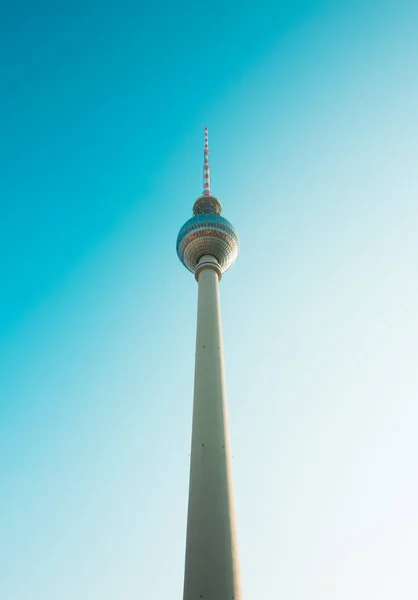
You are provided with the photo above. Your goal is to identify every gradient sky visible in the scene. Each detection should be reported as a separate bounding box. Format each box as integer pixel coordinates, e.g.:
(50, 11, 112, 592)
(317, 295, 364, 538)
(1, 1, 418, 598)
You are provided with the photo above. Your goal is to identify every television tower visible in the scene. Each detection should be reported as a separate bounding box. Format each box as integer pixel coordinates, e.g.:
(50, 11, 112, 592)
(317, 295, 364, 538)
(177, 128, 242, 600)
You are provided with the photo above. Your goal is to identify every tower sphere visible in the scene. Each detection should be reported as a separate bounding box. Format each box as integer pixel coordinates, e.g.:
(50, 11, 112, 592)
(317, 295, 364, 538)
(177, 195, 239, 275)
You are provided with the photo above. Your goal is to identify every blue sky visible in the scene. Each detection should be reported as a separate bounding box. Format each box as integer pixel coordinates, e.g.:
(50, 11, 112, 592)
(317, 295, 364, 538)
(1, 1, 418, 599)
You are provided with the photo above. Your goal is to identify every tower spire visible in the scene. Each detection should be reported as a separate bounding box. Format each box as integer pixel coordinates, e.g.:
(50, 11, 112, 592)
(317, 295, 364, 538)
(203, 126, 211, 196)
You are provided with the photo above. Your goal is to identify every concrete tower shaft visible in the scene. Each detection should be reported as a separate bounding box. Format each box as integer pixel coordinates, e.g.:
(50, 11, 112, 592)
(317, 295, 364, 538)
(183, 255, 242, 600)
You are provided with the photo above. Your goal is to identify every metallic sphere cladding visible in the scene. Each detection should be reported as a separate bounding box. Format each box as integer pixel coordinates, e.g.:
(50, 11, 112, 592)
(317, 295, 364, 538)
(177, 197, 239, 274)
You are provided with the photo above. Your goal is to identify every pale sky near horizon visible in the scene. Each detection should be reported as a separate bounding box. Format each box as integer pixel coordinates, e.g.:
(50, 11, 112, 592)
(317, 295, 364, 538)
(1, 1, 418, 598)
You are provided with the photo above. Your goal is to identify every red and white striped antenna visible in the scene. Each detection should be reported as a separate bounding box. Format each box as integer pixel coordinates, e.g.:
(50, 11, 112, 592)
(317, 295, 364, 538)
(203, 126, 211, 196)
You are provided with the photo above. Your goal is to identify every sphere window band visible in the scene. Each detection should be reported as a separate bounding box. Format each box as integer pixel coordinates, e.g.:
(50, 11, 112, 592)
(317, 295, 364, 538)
(179, 230, 236, 251)
(179, 220, 237, 240)
(177, 215, 238, 241)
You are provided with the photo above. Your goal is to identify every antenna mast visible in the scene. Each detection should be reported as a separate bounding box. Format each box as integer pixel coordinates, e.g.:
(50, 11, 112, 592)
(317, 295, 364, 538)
(203, 126, 211, 196)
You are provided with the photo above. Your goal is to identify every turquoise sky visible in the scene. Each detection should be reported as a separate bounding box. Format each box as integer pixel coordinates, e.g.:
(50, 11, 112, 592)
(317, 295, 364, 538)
(1, 1, 418, 598)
